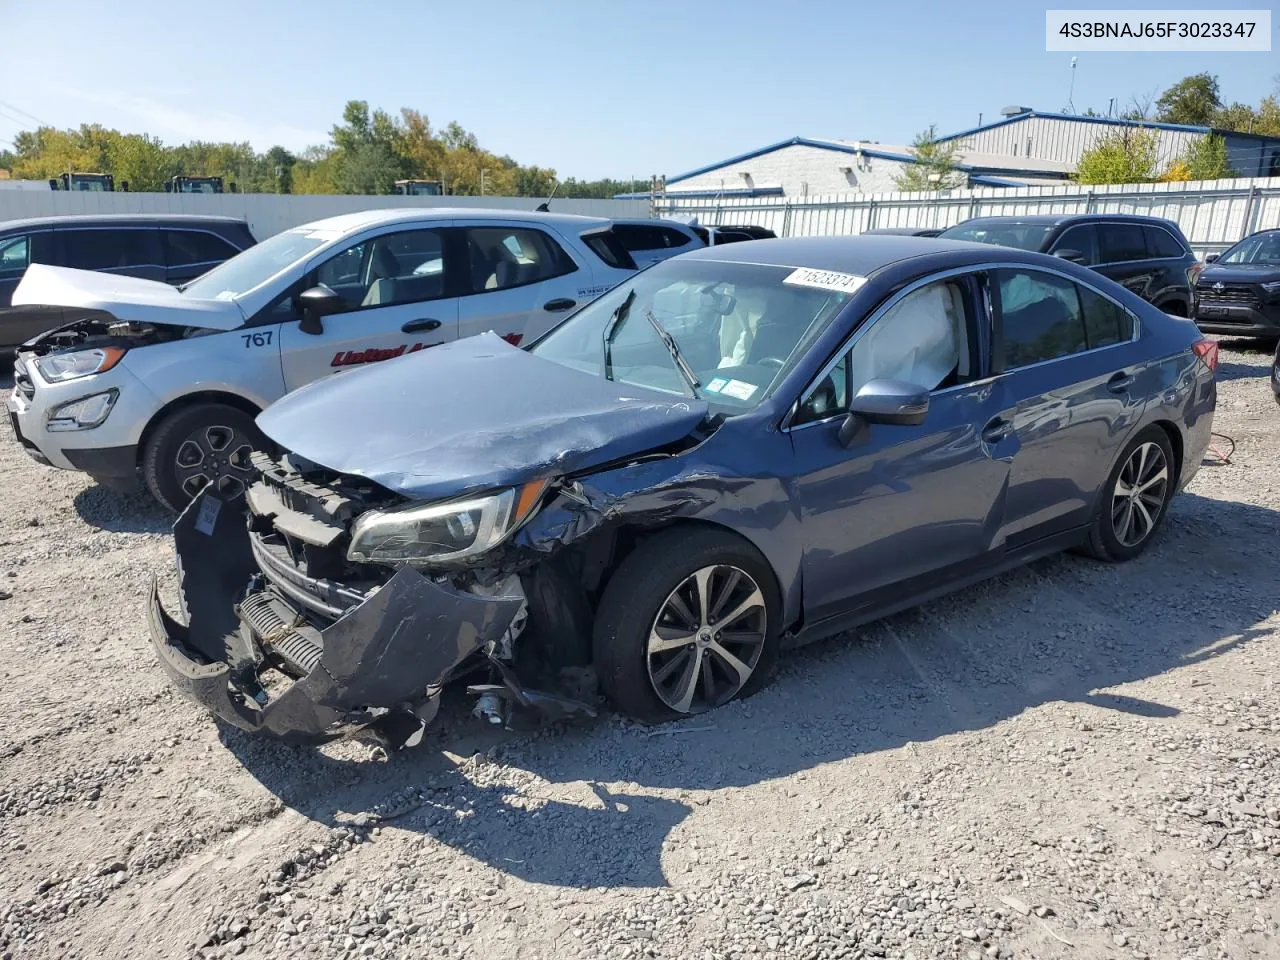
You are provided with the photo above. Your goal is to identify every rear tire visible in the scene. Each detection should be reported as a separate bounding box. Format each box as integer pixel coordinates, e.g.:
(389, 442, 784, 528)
(1082, 426, 1176, 563)
(142, 403, 265, 513)
(592, 526, 781, 724)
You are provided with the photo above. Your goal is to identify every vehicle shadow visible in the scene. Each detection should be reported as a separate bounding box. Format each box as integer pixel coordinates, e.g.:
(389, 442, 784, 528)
(1214, 360, 1270, 383)
(220, 491, 1280, 889)
(72, 484, 173, 534)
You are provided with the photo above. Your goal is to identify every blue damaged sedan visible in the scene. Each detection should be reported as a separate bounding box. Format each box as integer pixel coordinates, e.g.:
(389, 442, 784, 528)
(149, 236, 1218, 748)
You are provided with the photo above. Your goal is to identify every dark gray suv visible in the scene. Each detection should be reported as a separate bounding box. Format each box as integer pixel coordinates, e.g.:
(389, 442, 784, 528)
(939, 214, 1197, 317)
(0, 214, 257, 350)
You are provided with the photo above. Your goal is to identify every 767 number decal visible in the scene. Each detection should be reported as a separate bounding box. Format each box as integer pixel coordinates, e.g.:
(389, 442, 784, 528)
(241, 331, 273, 349)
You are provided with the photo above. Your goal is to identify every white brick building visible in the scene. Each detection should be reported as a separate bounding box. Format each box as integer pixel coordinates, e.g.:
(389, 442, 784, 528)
(640, 137, 1072, 200)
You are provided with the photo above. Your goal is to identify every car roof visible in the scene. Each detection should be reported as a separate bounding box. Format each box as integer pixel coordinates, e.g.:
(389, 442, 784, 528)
(0, 213, 250, 231)
(678, 234, 1048, 274)
(294, 207, 613, 234)
(948, 213, 1180, 229)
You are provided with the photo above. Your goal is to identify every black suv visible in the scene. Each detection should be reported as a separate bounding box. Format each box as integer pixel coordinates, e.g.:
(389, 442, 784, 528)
(938, 214, 1197, 315)
(689, 223, 777, 245)
(1193, 229, 1280, 338)
(0, 214, 257, 350)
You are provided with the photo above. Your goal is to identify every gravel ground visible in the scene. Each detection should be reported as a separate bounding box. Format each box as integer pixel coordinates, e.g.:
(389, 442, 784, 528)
(1, 342, 1278, 960)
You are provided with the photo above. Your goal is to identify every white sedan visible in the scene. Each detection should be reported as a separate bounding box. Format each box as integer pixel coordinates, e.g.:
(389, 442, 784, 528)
(7, 208, 641, 510)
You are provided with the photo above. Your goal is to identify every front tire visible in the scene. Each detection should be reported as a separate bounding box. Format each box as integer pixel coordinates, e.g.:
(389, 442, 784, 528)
(592, 527, 781, 723)
(142, 403, 265, 512)
(1083, 426, 1176, 562)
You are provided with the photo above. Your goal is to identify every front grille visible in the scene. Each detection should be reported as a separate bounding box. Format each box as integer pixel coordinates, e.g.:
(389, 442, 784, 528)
(245, 451, 396, 622)
(1196, 282, 1259, 307)
(249, 530, 370, 621)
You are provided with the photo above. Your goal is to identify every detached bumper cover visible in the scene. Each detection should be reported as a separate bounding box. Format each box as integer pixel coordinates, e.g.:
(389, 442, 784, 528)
(148, 489, 524, 744)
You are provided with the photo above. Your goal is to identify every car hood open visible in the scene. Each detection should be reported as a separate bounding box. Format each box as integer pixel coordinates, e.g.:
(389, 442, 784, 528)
(12, 264, 247, 331)
(256, 332, 711, 501)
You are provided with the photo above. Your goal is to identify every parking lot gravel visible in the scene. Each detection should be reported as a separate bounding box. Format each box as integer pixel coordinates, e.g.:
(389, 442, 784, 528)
(0, 341, 1277, 960)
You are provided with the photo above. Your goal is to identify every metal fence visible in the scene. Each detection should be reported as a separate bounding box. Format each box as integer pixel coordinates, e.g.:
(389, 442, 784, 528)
(655, 175, 1280, 255)
(0, 191, 651, 240)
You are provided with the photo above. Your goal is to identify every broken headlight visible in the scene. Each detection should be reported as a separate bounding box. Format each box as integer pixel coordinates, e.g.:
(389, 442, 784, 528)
(347, 481, 548, 566)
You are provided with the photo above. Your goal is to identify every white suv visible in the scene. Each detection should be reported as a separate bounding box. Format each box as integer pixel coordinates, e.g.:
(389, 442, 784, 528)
(7, 208, 640, 510)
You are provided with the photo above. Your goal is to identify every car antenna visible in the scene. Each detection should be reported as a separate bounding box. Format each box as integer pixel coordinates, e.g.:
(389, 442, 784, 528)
(534, 181, 560, 213)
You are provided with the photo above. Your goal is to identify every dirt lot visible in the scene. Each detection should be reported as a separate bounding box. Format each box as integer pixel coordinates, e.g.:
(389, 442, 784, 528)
(1, 343, 1278, 960)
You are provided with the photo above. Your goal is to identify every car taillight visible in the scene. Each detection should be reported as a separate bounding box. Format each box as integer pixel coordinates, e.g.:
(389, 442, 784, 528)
(1192, 338, 1218, 374)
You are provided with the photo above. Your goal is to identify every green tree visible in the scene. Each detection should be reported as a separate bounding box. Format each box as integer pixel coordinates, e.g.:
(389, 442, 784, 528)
(513, 163, 557, 198)
(399, 108, 445, 181)
(893, 125, 964, 191)
(263, 145, 296, 193)
(1179, 134, 1236, 180)
(1074, 128, 1160, 184)
(336, 142, 401, 195)
(109, 133, 173, 191)
(1156, 73, 1222, 125)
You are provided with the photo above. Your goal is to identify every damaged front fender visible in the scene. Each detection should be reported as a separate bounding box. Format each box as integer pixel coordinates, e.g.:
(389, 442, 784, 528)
(148, 490, 524, 746)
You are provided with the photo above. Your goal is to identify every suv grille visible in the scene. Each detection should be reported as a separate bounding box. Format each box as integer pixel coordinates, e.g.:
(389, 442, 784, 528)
(1196, 282, 1259, 307)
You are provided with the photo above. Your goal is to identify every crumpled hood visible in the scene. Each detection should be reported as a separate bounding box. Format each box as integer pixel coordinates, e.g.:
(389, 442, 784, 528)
(1199, 263, 1280, 285)
(12, 264, 247, 331)
(256, 332, 711, 501)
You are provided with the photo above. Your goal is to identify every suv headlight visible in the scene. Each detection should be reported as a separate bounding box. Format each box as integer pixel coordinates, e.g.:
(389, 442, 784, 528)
(47, 389, 119, 431)
(347, 481, 548, 566)
(33, 346, 127, 383)
(1261, 281, 1280, 296)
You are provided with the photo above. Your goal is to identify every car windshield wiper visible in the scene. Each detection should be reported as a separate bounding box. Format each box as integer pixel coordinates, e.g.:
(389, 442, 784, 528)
(643, 308, 701, 399)
(600, 287, 636, 380)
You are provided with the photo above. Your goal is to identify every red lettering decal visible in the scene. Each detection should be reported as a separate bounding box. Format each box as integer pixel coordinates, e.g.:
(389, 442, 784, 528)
(330, 351, 349, 367)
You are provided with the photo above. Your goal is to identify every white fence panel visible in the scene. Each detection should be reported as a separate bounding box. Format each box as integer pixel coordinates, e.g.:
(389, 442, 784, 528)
(658, 176, 1280, 254)
(0, 191, 651, 239)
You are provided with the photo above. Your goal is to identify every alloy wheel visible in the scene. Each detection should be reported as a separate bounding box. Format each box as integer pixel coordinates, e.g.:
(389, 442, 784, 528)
(174, 424, 255, 500)
(646, 564, 767, 714)
(1111, 441, 1169, 548)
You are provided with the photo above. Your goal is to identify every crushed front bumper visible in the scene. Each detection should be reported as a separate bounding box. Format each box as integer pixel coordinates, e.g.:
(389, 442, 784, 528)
(148, 488, 524, 746)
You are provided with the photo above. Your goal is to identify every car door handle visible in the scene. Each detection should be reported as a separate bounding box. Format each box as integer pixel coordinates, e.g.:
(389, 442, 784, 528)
(1107, 371, 1135, 393)
(982, 417, 1012, 443)
(401, 318, 442, 333)
(543, 298, 576, 312)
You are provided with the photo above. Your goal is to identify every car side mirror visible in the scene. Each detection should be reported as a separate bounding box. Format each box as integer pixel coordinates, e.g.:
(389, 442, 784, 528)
(1053, 248, 1087, 265)
(1204, 253, 1220, 263)
(297, 284, 343, 335)
(838, 379, 930, 445)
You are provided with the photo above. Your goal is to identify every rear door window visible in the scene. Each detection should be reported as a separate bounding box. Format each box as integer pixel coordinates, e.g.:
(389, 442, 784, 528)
(61, 228, 162, 270)
(1144, 226, 1186, 259)
(163, 229, 241, 267)
(463, 227, 577, 294)
(1098, 224, 1148, 263)
(995, 269, 1089, 370)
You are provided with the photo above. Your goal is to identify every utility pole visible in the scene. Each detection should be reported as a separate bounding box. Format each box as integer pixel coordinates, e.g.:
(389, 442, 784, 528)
(480, 168, 487, 196)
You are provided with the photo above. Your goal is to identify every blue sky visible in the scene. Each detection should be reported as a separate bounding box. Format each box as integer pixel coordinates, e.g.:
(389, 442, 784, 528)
(2, 0, 1276, 181)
